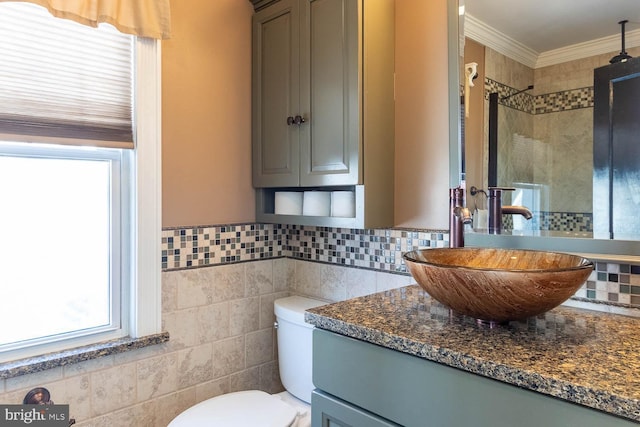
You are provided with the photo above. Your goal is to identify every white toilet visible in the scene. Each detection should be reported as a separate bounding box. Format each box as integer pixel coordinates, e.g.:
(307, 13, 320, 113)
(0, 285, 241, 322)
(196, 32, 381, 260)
(168, 295, 325, 427)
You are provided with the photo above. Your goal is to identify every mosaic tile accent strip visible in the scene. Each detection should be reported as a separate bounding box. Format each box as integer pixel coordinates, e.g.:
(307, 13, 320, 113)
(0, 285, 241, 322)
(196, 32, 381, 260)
(502, 211, 593, 233)
(162, 223, 287, 269)
(578, 261, 640, 306)
(534, 87, 593, 114)
(537, 211, 593, 233)
(285, 226, 447, 272)
(485, 78, 534, 113)
(485, 78, 594, 115)
(162, 224, 447, 272)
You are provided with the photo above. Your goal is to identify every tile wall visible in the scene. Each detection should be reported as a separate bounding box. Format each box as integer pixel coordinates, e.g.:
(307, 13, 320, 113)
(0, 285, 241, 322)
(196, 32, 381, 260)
(162, 223, 640, 309)
(0, 258, 295, 425)
(0, 224, 420, 426)
(484, 76, 594, 233)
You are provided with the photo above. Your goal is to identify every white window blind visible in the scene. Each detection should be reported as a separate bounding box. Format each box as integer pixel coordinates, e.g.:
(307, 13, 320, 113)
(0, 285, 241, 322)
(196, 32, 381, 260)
(0, 2, 134, 148)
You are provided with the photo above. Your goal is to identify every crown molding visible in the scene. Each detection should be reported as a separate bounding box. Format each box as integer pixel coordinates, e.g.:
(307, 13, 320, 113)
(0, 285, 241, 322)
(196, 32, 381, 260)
(464, 14, 538, 68)
(464, 13, 640, 69)
(536, 29, 640, 68)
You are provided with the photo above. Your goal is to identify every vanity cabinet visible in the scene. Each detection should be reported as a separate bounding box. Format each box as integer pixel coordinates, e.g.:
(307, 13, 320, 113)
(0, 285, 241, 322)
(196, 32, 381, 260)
(312, 329, 638, 427)
(250, 0, 394, 228)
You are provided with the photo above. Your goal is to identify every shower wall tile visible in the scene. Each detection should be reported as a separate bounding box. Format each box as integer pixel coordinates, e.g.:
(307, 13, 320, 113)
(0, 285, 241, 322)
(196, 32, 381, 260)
(485, 75, 594, 230)
(535, 87, 592, 113)
(485, 78, 593, 114)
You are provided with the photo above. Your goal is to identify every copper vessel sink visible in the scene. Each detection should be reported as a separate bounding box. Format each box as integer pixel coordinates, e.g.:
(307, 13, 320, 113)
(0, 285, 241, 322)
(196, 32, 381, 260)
(403, 248, 593, 322)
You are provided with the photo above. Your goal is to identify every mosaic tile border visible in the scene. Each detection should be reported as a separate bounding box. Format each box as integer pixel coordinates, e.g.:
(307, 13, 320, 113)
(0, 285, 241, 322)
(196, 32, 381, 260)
(537, 211, 592, 233)
(485, 78, 593, 115)
(502, 211, 593, 233)
(162, 223, 287, 269)
(578, 261, 640, 305)
(534, 87, 593, 114)
(162, 224, 447, 273)
(162, 223, 640, 310)
(285, 226, 447, 271)
(485, 78, 534, 113)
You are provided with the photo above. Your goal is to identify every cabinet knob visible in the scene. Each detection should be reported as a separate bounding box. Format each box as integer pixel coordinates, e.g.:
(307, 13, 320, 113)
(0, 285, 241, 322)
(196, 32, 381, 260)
(287, 115, 306, 126)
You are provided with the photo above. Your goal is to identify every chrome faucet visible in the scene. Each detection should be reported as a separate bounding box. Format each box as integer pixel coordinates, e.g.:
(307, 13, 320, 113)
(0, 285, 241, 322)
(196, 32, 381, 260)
(487, 187, 533, 234)
(450, 186, 472, 248)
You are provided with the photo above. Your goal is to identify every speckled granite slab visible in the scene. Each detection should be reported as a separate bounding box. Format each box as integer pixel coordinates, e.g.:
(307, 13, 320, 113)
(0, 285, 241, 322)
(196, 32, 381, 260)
(0, 333, 170, 379)
(305, 285, 640, 423)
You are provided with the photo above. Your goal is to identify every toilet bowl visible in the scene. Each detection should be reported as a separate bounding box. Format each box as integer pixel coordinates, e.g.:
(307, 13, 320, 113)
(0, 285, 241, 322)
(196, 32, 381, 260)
(168, 295, 325, 427)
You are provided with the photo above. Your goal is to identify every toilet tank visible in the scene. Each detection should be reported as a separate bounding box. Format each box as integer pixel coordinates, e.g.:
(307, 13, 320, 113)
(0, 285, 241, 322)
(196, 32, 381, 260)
(274, 296, 326, 404)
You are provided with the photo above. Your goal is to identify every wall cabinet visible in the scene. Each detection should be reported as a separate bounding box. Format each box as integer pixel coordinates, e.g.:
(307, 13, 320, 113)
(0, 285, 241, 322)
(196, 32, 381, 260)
(250, 0, 395, 228)
(312, 329, 639, 427)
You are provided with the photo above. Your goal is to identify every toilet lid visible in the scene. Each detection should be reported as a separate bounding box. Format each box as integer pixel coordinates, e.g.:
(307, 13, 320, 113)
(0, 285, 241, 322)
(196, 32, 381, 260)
(168, 390, 298, 427)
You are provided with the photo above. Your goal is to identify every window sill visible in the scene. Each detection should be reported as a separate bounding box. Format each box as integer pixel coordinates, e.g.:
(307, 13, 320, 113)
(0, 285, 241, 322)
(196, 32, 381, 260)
(0, 332, 170, 380)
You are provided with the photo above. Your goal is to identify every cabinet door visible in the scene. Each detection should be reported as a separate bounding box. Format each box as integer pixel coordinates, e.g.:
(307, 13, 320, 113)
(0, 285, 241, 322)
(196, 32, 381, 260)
(252, 0, 301, 187)
(312, 390, 400, 427)
(299, 0, 361, 187)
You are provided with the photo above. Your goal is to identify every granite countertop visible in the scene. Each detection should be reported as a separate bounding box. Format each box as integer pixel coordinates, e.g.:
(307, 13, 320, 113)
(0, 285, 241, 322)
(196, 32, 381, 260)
(305, 285, 640, 423)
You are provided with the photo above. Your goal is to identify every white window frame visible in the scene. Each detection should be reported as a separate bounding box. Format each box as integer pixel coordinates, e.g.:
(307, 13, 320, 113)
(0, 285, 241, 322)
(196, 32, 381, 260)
(131, 36, 162, 339)
(0, 37, 162, 363)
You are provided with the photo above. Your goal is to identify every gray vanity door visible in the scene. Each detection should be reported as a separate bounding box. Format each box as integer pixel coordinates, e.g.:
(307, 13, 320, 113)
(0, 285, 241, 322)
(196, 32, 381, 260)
(299, 0, 361, 187)
(252, 0, 301, 188)
(312, 390, 401, 427)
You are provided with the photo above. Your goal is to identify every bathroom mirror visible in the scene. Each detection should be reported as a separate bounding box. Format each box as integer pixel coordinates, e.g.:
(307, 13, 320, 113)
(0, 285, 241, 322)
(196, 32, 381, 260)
(455, 0, 640, 254)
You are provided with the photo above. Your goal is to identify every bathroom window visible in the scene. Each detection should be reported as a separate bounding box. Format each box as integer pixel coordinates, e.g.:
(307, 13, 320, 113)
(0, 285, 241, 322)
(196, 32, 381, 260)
(0, 3, 161, 362)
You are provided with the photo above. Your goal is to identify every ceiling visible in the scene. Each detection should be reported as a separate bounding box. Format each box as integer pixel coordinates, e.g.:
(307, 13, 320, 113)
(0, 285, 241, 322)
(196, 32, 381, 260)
(465, 0, 640, 54)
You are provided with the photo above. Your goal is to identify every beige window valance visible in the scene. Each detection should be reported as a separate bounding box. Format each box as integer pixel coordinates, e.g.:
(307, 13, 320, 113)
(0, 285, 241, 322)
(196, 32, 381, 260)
(0, 0, 171, 39)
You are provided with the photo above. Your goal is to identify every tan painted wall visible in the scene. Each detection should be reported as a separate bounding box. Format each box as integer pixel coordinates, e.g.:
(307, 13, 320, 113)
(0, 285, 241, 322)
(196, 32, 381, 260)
(162, 0, 255, 227)
(394, 0, 451, 229)
(162, 0, 454, 230)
